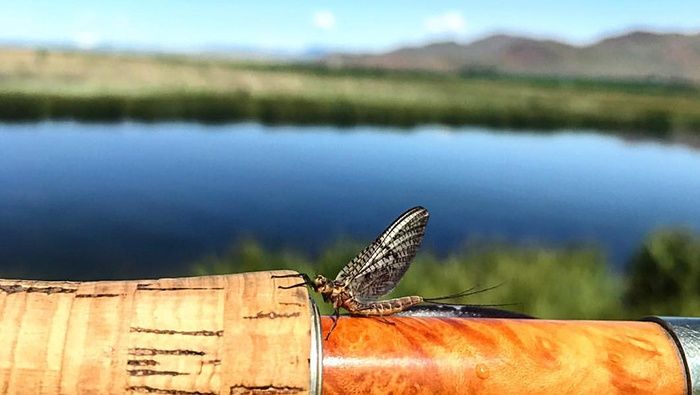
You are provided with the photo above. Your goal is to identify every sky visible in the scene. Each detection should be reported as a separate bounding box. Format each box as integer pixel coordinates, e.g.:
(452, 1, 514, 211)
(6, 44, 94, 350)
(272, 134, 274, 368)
(1, 1, 699, 53)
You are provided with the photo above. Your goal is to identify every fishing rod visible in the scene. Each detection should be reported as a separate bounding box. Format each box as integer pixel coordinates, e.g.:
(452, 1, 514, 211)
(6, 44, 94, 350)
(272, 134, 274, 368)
(0, 271, 697, 394)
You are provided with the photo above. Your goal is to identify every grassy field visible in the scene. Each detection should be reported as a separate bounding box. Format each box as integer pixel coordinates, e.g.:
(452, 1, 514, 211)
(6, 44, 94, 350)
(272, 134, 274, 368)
(192, 228, 700, 319)
(2, 48, 700, 133)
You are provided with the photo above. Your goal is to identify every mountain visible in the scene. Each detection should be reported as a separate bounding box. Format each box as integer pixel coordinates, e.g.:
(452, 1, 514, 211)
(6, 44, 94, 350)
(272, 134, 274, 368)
(324, 31, 700, 83)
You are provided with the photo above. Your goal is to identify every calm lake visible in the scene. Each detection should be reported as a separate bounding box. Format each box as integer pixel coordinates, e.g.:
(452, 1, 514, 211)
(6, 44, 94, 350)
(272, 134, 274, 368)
(1, 122, 699, 280)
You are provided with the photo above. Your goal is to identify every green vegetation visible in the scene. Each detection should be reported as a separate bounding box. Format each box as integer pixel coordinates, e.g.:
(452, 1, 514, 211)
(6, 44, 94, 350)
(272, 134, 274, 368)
(625, 229, 700, 317)
(2, 48, 700, 134)
(191, 229, 700, 319)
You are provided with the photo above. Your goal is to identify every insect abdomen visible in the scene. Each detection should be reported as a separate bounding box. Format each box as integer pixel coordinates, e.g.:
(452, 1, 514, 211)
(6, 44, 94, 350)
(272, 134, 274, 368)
(354, 296, 423, 316)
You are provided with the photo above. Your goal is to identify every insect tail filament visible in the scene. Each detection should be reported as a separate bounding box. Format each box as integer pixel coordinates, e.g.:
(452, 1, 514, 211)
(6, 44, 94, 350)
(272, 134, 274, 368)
(423, 282, 504, 303)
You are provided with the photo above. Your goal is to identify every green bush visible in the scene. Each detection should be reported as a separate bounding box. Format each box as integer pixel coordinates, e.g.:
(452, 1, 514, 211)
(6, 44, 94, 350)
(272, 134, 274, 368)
(625, 229, 700, 316)
(51, 95, 128, 121)
(0, 93, 50, 121)
(389, 244, 622, 319)
(631, 109, 672, 135)
(192, 229, 700, 318)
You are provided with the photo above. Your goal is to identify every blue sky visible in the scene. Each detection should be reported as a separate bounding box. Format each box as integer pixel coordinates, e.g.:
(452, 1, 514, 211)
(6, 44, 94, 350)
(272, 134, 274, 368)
(1, 1, 699, 52)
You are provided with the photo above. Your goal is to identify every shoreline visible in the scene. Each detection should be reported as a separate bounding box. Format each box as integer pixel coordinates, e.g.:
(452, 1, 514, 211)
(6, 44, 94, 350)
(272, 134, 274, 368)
(1, 49, 699, 134)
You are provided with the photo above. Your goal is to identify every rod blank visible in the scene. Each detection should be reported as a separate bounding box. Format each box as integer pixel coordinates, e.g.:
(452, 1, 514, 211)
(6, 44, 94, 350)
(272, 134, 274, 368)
(321, 316, 687, 394)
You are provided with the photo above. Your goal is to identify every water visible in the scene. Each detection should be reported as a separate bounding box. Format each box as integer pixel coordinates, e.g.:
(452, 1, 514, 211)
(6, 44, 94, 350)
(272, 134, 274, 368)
(1, 122, 699, 280)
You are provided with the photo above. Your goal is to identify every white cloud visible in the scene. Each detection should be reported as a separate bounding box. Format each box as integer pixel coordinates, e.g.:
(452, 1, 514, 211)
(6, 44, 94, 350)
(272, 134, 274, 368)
(423, 11, 466, 36)
(313, 10, 336, 30)
(73, 31, 101, 49)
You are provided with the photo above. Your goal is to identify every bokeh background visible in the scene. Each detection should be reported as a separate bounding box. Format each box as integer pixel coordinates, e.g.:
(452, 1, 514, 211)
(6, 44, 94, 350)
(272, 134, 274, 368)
(1, 1, 700, 318)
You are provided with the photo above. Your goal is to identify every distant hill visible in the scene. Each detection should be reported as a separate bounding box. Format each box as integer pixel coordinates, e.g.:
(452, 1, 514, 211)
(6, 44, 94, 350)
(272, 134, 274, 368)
(324, 31, 700, 83)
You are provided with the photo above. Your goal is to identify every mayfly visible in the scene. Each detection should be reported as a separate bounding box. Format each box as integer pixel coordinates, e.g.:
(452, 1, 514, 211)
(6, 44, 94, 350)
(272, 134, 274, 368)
(273, 206, 486, 338)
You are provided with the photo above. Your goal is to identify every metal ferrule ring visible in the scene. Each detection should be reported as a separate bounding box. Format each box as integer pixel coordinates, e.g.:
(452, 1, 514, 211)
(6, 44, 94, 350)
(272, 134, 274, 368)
(309, 297, 323, 395)
(645, 316, 700, 395)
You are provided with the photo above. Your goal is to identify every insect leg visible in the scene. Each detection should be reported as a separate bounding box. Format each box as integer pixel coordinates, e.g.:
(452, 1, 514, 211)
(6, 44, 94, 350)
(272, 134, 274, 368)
(272, 273, 313, 289)
(271, 273, 312, 281)
(362, 303, 396, 325)
(278, 282, 311, 289)
(373, 316, 396, 326)
(325, 309, 340, 341)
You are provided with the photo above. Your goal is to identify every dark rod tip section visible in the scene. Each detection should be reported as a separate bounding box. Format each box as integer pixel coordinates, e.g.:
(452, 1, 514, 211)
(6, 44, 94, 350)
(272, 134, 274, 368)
(397, 304, 534, 319)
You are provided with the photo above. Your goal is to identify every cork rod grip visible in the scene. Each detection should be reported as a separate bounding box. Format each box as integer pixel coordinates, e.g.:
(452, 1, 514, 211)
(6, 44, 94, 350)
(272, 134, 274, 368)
(322, 316, 688, 394)
(0, 271, 313, 395)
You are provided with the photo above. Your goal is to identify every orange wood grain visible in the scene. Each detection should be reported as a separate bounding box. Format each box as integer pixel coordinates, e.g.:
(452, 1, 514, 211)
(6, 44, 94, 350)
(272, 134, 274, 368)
(321, 317, 687, 395)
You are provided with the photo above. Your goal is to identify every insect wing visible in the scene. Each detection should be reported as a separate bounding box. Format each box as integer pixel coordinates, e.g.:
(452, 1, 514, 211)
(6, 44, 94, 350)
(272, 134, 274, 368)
(335, 206, 429, 300)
